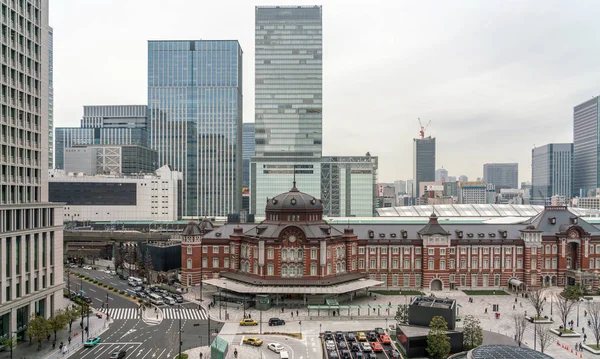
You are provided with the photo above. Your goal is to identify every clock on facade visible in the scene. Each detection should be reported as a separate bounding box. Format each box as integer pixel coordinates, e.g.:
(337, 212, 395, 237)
(289, 235, 296, 243)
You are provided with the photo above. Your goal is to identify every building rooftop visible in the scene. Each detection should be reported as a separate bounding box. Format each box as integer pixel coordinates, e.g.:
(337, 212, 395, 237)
(469, 344, 552, 359)
(377, 204, 600, 218)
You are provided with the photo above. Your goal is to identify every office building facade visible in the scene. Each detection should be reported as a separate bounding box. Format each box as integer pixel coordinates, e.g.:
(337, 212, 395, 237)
(48, 27, 53, 169)
(251, 6, 323, 216)
(531, 143, 573, 205)
(574, 96, 600, 197)
(0, 0, 64, 344)
(321, 156, 377, 217)
(483, 163, 518, 190)
(148, 40, 243, 217)
(242, 123, 255, 188)
(80, 105, 147, 128)
(413, 137, 436, 199)
(64, 145, 158, 176)
(458, 182, 488, 204)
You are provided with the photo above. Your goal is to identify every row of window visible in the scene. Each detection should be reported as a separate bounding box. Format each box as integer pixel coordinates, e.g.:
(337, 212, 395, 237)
(3, 270, 53, 302)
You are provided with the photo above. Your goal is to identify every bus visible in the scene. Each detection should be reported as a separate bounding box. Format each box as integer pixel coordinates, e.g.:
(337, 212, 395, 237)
(148, 293, 164, 306)
(128, 277, 142, 287)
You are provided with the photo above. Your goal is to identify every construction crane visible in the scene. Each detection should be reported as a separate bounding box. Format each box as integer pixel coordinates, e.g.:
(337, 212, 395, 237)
(418, 118, 431, 139)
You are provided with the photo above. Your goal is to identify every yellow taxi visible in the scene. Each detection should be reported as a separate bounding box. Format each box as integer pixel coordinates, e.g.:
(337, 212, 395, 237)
(357, 332, 367, 341)
(242, 337, 263, 346)
(239, 318, 259, 326)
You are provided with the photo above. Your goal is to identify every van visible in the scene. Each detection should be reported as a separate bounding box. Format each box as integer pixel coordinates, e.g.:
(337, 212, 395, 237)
(165, 297, 176, 305)
(279, 351, 289, 359)
(128, 277, 142, 286)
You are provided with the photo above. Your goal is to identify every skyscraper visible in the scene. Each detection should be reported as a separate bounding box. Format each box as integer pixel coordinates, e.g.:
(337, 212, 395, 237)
(1, 0, 64, 338)
(242, 123, 255, 188)
(532, 143, 573, 204)
(48, 27, 53, 168)
(251, 6, 323, 216)
(574, 96, 600, 197)
(483, 163, 518, 190)
(435, 168, 448, 183)
(148, 40, 243, 217)
(413, 137, 436, 198)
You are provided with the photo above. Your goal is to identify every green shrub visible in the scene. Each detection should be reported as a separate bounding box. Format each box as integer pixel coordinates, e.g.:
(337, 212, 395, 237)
(108, 286, 113, 290)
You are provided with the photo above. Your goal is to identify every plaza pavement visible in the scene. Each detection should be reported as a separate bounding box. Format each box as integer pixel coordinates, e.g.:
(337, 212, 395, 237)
(183, 285, 596, 359)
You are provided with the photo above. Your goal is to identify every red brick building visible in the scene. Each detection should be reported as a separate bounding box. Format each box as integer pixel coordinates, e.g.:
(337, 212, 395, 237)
(181, 185, 600, 301)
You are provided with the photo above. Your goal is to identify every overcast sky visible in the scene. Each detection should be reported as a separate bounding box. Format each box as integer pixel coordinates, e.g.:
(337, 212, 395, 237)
(51, 0, 600, 184)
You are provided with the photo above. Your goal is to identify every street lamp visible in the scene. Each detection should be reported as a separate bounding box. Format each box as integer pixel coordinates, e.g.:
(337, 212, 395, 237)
(9, 331, 17, 359)
(178, 304, 183, 359)
(577, 298, 583, 327)
(223, 282, 228, 319)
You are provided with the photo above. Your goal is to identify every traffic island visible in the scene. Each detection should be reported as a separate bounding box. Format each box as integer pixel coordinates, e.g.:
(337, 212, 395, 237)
(583, 343, 600, 355)
(525, 316, 553, 324)
(550, 328, 581, 337)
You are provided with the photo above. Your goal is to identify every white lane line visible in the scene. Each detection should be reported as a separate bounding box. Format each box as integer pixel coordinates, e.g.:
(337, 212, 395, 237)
(88, 288, 97, 292)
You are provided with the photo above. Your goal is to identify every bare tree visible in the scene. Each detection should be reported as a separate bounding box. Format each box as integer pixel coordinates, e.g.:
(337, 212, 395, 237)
(536, 324, 553, 353)
(512, 313, 529, 347)
(587, 301, 600, 347)
(554, 292, 577, 331)
(143, 248, 154, 285)
(527, 288, 547, 318)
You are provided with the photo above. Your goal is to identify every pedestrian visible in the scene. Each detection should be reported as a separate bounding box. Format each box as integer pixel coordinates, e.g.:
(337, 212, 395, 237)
(291, 311, 293, 318)
(296, 310, 298, 317)
(68, 337, 71, 345)
(53, 340, 56, 349)
(585, 310, 588, 317)
(47, 334, 51, 342)
(484, 308, 488, 314)
(583, 327, 585, 334)
(513, 305, 515, 310)
(248, 313, 251, 319)
(515, 298, 517, 303)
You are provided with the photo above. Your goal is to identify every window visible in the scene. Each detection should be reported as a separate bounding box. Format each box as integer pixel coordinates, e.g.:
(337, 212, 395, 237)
(282, 266, 288, 276)
(517, 247, 523, 254)
(472, 247, 478, 254)
(415, 247, 421, 254)
(483, 258, 489, 269)
(327, 248, 331, 259)
(494, 258, 500, 269)
(460, 275, 466, 286)
(552, 258, 557, 269)
(460, 259, 466, 269)
(404, 247, 410, 254)
(428, 248, 434, 255)
(202, 246, 208, 254)
(415, 275, 422, 288)
(440, 248, 446, 255)
(370, 247, 376, 254)
(282, 249, 287, 260)
(267, 248, 274, 259)
(440, 260, 446, 270)
(545, 245, 550, 254)
(224, 258, 230, 268)
(483, 274, 489, 287)
(531, 259, 537, 270)
(381, 247, 387, 254)
(404, 259, 410, 269)
(471, 258, 478, 269)
(428, 259, 434, 269)
(352, 246, 356, 255)
(298, 249, 303, 260)
(392, 275, 398, 287)
(449, 259, 455, 269)
(267, 263, 274, 275)
(359, 259, 364, 269)
(545, 258, 550, 269)
(212, 258, 219, 268)
(493, 247, 500, 254)
(460, 247, 467, 254)
(505, 258, 511, 269)
(327, 263, 332, 275)
(403, 275, 410, 287)
(202, 257, 207, 268)
(471, 274, 478, 287)
(449, 248, 455, 255)
(381, 259, 387, 269)
(359, 247, 365, 255)
(370, 259, 376, 269)
(517, 259, 523, 269)
(311, 248, 317, 260)
(187, 246, 192, 255)
(506, 247, 512, 254)
(531, 247, 537, 255)
(310, 263, 317, 276)
(494, 274, 500, 286)
(415, 258, 421, 269)
(449, 274, 455, 283)
(393, 247, 399, 254)
(224, 246, 230, 254)
(483, 248, 489, 254)
(213, 246, 219, 254)
(186, 258, 192, 269)
(392, 259, 398, 269)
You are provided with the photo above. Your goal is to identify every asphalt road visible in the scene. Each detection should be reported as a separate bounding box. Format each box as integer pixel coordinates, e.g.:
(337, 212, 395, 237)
(64, 271, 136, 310)
(232, 334, 308, 359)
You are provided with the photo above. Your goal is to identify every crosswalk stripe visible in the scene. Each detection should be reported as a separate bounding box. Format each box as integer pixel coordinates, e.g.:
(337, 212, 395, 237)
(96, 307, 207, 320)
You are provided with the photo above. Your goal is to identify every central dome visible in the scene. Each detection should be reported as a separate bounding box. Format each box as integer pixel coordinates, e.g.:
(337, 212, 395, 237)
(265, 182, 323, 212)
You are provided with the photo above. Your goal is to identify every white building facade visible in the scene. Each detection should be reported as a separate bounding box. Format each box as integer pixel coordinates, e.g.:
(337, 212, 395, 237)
(48, 165, 182, 221)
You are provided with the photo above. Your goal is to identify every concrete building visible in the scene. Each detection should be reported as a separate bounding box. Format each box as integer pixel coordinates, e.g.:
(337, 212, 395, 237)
(64, 145, 157, 176)
(444, 181, 459, 197)
(0, 0, 65, 344)
(575, 197, 600, 210)
(321, 156, 377, 217)
(413, 137, 436, 199)
(251, 6, 323, 216)
(483, 163, 518, 190)
(521, 181, 532, 198)
(80, 105, 147, 129)
(406, 179, 414, 197)
(435, 168, 448, 183)
(531, 143, 573, 205)
(48, 27, 53, 169)
(148, 40, 243, 217)
(458, 182, 488, 204)
(48, 165, 182, 221)
(458, 175, 468, 182)
(574, 96, 600, 197)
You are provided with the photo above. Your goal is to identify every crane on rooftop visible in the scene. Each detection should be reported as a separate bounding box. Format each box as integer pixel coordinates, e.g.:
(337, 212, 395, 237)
(418, 118, 431, 139)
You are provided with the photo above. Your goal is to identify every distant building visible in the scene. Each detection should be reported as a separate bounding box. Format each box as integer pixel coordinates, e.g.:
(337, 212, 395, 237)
(80, 105, 148, 128)
(435, 168, 448, 183)
(242, 123, 255, 188)
(444, 181, 459, 197)
(407, 179, 414, 197)
(375, 182, 396, 209)
(418, 182, 453, 205)
(575, 197, 600, 210)
(48, 27, 54, 168)
(394, 180, 407, 195)
(49, 165, 183, 221)
(573, 96, 600, 197)
(447, 176, 457, 182)
(413, 137, 436, 198)
(531, 143, 573, 205)
(483, 163, 518, 190)
(64, 145, 158, 176)
(521, 181, 532, 198)
(458, 175, 468, 182)
(458, 182, 488, 204)
(321, 156, 377, 217)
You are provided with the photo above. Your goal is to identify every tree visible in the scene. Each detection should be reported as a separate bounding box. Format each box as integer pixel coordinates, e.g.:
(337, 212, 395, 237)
(394, 305, 409, 325)
(143, 247, 154, 285)
(462, 315, 483, 350)
(527, 288, 547, 318)
(587, 301, 600, 347)
(555, 292, 578, 331)
(512, 313, 529, 347)
(536, 324, 553, 353)
(47, 309, 68, 342)
(65, 306, 82, 334)
(563, 284, 584, 300)
(426, 316, 451, 359)
(0, 336, 16, 352)
(26, 315, 50, 351)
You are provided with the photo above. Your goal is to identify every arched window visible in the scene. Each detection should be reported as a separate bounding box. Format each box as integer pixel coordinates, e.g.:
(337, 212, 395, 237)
(342, 261, 346, 272)
(282, 248, 287, 260)
(566, 257, 572, 269)
(310, 263, 317, 276)
(552, 244, 557, 254)
(289, 248, 295, 260)
(327, 263, 331, 275)
(298, 249, 303, 260)
(336, 263, 340, 273)
(267, 263, 274, 276)
(282, 265, 288, 276)
(289, 266, 296, 276)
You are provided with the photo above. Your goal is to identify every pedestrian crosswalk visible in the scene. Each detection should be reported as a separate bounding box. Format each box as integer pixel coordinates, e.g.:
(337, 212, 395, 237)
(95, 307, 208, 320)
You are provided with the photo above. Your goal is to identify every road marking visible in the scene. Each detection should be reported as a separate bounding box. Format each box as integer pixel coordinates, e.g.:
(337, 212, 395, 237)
(140, 348, 153, 359)
(156, 348, 166, 358)
(99, 342, 143, 345)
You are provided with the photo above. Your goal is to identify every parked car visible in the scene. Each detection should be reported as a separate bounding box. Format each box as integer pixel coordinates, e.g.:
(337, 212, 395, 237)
(336, 331, 344, 341)
(325, 340, 336, 351)
(367, 353, 377, 359)
(380, 334, 391, 344)
(329, 351, 339, 359)
(372, 342, 383, 352)
(268, 343, 284, 353)
(346, 332, 356, 342)
(239, 318, 258, 326)
(357, 332, 367, 342)
(164, 297, 176, 305)
(338, 341, 347, 349)
(375, 327, 385, 335)
(354, 352, 364, 359)
(83, 266, 92, 270)
(268, 318, 285, 326)
(173, 294, 183, 303)
(340, 350, 351, 359)
(351, 342, 361, 352)
(389, 349, 401, 358)
(84, 337, 101, 347)
(324, 331, 334, 341)
(109, 350, 126, 359)
(368, 332, 377, 341)
(361, 343, 372, 353)
(242, 337, 263, 346)
(110, 271, 117, 275)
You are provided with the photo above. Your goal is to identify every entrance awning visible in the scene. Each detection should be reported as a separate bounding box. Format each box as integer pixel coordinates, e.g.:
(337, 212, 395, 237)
(508, 278, 524, 287)
(203, 277, 383, 295)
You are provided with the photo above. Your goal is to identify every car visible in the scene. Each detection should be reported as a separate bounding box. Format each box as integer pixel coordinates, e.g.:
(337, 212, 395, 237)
(164, 297, 176, 305)
(368, 332, 377, 341)
(338, 341, 347, 349)
(351, 342, 361, 352)
(174, 294, 183, 303)
(346, 332, 356, 342)
(133, 286, 143, 292)
(83, 266, 92, 270)
(242, 337, 263, 346)
(372, 342, 383, 352)
(240, 318, 258, 326)
(357, 332, 367, 341)
(340, 349, 351, 359)
(354, 352, 364, 359)
(119, 274, 127, 280)
(329, 351, 339, 359)
(110, 271, 117, 275)
(380, 334, 391, 344)
(361, 343, 372, 353)
(268, 343, 285, 353)
(279, 351, 290, 359)
(109, 350, 127, 359)
(103, 269, 111, 274)
(84, 337, 101, 347)
(68, 263, 77, 268)
(375, 327, 385, 335)
(367, 353, 377, 359)
(268, 318, 286, 326)
(325, 340, 336, 351)
(389, 350, 401, 359)
(324, 331, 334, 341)
(336, 331, 344, 341)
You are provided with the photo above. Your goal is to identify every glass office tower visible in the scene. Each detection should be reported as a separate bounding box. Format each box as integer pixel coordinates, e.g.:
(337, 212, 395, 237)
(573, 96, 600, 197)
(251, 6, 323, 215)
(483, 163, 519, 190)
(148, 40, 243, 217)
(48, 27, 53, 168)
(531, 143, 573, 204)
(413, 137, 436, 199)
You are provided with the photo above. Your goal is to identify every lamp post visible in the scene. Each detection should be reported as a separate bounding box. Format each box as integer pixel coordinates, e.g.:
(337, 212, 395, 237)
(178, 304, 183, 359)
(577, 298, 582, 328)
(533, 321, 537, 351)
(218, 286, 222, 320)
(9, 330, 17, 359)
(224, 282, 228, 319)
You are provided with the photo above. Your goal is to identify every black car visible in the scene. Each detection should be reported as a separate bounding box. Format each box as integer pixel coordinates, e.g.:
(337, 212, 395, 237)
(109, 350, 127, 359)
(346, 333, 356, 342)
(268, 318, 286, 326)
(324, 331, 334, 341)
(354, 352, 364, 359)
(368, 332, 377, 341)
(375, 327, 385, 335)
(351, 342, 361, 352)
(174, 295, 183, 303)
(336, 331, 344, 341)
(340, 349, 351, 359)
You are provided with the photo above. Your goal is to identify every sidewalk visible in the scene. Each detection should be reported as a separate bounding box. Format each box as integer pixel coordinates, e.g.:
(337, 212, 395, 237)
(0, 296, 113, 359)
(141, 305, 163, 325)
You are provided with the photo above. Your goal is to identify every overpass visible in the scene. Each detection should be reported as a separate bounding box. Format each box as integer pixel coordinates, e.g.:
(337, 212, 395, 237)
(64, 230, 176, 243)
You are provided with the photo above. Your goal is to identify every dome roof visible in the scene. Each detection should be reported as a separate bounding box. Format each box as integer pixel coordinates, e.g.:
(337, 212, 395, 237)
(266, 182, 323, 212)
(182, 219, 214, 236)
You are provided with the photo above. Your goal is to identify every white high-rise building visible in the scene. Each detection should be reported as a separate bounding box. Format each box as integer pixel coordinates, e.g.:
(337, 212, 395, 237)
(250, 6, 323, 216)
(0, 0, 64, 342)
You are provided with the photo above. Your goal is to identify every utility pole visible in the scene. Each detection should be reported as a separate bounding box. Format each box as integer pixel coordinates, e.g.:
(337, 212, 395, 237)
(219, 286, 222, 320)
(178, 305, 182, 359)
(80, 304, 84, 344)
(86, 302, 90, 338)
(207, 313, 211, 346)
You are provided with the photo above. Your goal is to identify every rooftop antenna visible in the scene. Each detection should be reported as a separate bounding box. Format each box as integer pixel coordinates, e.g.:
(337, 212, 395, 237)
(291, 164, 298, 191)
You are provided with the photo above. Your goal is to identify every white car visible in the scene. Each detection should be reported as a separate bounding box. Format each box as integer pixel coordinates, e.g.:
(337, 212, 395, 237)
(103, 269, 111, 274)
(361, 343, 372, 352)
(83, 266, 92, 270)
(268, 343, 284, 353)
(325, 340, 336, 351)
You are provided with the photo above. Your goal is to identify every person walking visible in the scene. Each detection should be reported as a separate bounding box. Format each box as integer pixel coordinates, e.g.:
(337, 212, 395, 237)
(291, 311, 293, 318)
(296, 310, 299, 317)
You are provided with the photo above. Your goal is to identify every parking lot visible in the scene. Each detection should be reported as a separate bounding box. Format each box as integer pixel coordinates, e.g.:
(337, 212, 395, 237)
(322, 328, 401, 359)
